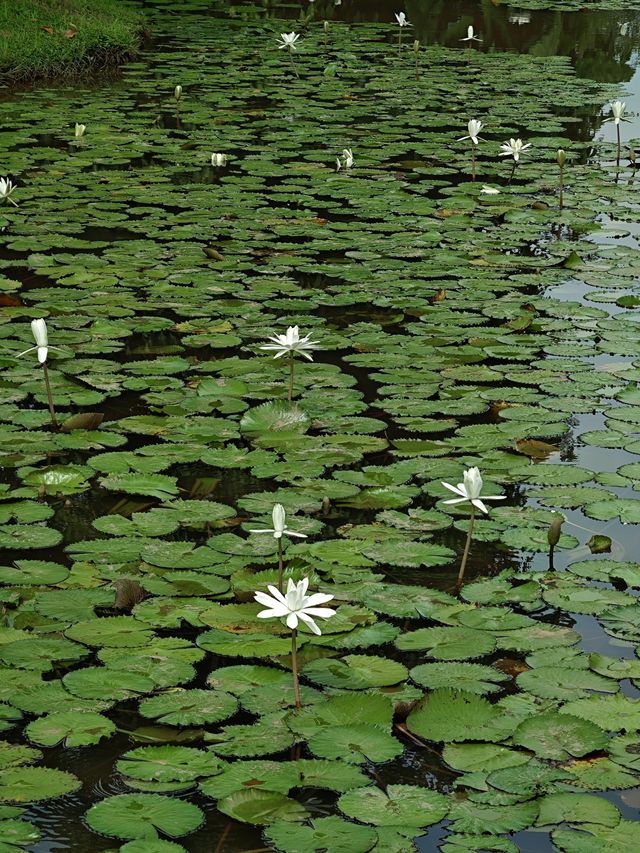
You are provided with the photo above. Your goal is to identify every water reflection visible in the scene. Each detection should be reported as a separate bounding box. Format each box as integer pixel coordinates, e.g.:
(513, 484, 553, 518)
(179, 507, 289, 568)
(253, 0, 639, 84)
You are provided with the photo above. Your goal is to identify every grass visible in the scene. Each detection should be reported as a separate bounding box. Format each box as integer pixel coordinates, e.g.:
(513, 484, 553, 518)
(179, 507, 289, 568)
(0, 0, 144, 80)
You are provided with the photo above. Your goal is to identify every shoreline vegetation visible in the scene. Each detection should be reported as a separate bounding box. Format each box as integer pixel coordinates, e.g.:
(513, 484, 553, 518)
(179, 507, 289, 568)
(0, 0, 145, 81)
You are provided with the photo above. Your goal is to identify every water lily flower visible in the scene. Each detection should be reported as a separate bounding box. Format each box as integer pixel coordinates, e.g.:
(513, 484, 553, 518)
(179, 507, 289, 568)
(336, 148, 354, 171)
(610, 100, 627, 125)
(460, 25, 482, 42)
(16, 319, 61, 428)
(499, 138, 531, 162)
(211, 153, 227, 167)
(74, 123, 86, 138)
(17, 318, 58, 364)
(277, 32, 300, 51)
(459, 119, 483, 145)
(442, 466, 505, 515)
(255, 577, 335, 635)
(480, 185, 500, 194)
(395, 12, 410, 27)
(260, 325, 320, 361)
(0, 177, 17, 206)
(174, 85, 182, 101)
(250, 504, 307, 540)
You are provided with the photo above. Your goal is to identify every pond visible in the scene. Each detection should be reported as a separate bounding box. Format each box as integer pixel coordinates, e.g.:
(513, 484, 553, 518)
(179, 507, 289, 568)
(1, 0, 640, 851)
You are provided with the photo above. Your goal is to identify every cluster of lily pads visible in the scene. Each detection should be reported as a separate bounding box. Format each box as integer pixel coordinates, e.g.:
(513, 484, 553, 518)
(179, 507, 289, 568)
(0, 1, 640, 851)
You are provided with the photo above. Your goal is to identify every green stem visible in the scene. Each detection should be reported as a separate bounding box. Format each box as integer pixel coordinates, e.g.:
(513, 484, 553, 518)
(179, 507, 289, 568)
(42, 362, 58, 429)
(507, 160, 517, 186)
(456, 506, 475, 592)
(415, 53, 419, 80)
(398, 28, 402, 51)
(471, 142, 476, 182)
(549, 543, 555, 572)
(277, 538, 284, 593)
(289, 49, 299, 78)
(617, 123, 621, 166)
(288, 355, 295, 402)
(291, 629, 301, 709)
(559, 165, 564, 210)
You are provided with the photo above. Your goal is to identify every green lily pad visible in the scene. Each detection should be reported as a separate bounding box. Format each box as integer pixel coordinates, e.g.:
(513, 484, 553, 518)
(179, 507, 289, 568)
(84, 793, 203, 839)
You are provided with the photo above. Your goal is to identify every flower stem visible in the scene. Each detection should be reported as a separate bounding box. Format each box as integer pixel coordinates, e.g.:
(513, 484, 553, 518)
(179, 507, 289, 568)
(507, 160, 517, 186)
(277, 538, 284, 593)
(471, 142, 476, 182)
(415, 53, 419, 81)
(398, 29, 402, 51)
(617, 123, 621, 166)
(291, 629, 302, 709)
(559, 164, 564, 210)
(288, 355, 295, 403)
(455, 506, 475, 592)
(289, 50, 299, 79)
(42, 362, 58, 429)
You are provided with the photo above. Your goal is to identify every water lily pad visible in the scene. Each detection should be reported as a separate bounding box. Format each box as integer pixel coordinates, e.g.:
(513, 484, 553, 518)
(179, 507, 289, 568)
(338, 784, 449, 827)
(117, 746, 224, 784)
(84, 793, 203, 839)
(0, 767, 81, 802)
(25, 711, 116, 748)
(512, 712, 607, 760)
(217, 789, 308, 825)
(265, 816, 377, 853)
(302, 655, 407, 690)
(139, 689, 238, 727)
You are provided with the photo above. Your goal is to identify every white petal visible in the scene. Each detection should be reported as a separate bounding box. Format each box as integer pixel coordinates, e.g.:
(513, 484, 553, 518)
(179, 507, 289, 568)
(301, 606, 337, 618)
(471, 499, 489, 514)
(298, 612, 321, 635)
(285, 530, 307, 539)
(441, 482, 466, 497)
(16, 346, 37, 358)
(257, 605, 289, 618)
(286, 612, 299, 630)
(266, 585, 288, 605)
(248, 528, 276, 535)
(442, 497, 469, 505)
(305, 593, 335, 607)
(37, 347, 48, 364)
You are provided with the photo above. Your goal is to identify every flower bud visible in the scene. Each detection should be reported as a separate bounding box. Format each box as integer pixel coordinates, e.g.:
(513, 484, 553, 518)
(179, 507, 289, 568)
(174, 85, 182, 101)
(556, 149, 566, 168)
(323, 20, 329, 31)
(547, 513, 564, 548)
(413, 40, 420, 52)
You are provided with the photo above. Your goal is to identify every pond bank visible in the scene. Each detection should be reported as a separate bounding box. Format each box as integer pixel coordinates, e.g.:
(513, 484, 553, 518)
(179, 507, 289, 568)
(0, 0, 145, 82)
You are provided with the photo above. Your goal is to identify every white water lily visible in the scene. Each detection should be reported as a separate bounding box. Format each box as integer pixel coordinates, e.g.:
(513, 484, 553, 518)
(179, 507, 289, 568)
(16, 318, 61, 364)
(442, 467, 505, 515)
(459, 119, 483, 145)
(260, 325, 321, 361)
(0, 177, 17, 206)
(610, 100, 626, 125)
(74, 123, 86, 138)
(255, 577, 335, 635)
(277, 32, 300, 51)
(174, 84, 182, 101)
(336, 148, 354, 171)
(480, 185, 500, 194)
(211, 152, 227, 167)
(395, 12, 410, 27)
(499, 137, 531, 162)
(460, 25, 482, 42)
(250, 504, 307, 541)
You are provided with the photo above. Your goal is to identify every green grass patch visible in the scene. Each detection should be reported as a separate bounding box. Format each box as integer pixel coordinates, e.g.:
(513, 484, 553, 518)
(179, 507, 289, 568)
(0, 0, 144, 80)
